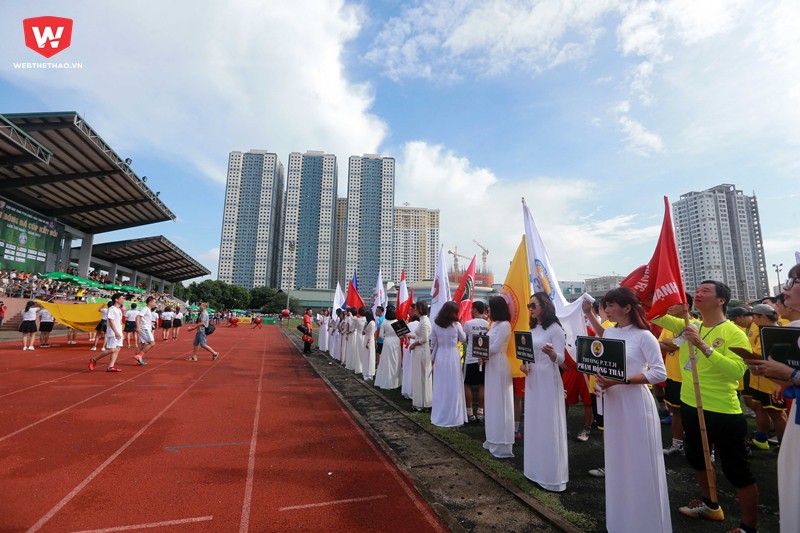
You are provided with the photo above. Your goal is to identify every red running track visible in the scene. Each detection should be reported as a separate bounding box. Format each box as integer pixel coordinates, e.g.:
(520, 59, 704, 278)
(0, 326, 445, 532)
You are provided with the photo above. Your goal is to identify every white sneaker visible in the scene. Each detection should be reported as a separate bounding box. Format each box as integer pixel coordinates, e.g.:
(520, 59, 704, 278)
(22, 346, 28, 350)
(28, 347, 34, 351)
(663, 443, 685, 456)
(588, 467, 605, 478)
(90, 347, 97, 351)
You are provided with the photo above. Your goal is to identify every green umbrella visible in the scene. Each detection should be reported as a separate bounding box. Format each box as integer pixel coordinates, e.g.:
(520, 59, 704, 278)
(187, 304, 200, 310)
(39, 271, 78, 281)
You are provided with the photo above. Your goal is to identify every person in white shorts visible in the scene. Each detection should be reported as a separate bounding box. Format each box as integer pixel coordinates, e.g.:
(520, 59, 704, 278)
(89, 293, 125, 372)
(134, 296, 157, 365)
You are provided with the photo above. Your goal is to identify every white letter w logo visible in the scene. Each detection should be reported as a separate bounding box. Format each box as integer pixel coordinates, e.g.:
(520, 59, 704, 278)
(32, 26, 64, 49)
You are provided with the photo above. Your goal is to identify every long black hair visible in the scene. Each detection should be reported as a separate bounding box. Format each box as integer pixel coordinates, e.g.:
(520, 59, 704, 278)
(529, 292, 561, 330)
(603, 287, 649, 330)
(435, 301, 460, 328)
(488, 296, 510, 322)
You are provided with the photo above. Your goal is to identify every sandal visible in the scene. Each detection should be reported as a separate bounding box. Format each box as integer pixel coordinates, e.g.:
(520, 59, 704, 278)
(186, 357, 198, 361)
(212, 352, 220, 361)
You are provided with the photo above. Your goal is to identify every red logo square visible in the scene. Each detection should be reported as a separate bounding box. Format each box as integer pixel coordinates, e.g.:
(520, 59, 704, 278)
(23, 16, 73, 58)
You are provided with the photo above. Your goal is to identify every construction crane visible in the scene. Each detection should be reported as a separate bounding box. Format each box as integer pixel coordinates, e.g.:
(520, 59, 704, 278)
(473, 239, 489, 273)
(448, 247, 471, 273)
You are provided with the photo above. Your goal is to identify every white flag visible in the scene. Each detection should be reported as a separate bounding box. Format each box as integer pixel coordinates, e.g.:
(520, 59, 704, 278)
(795, 251, 800, 265)
(372, 270, 387, 316)
(522, 198, 593, 357)
(430, 245, 451, 323)
(333, 281, 345, 311)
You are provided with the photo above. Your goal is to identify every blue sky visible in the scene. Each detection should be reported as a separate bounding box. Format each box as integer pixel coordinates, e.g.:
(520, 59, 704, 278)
(1, 1, 798, 289)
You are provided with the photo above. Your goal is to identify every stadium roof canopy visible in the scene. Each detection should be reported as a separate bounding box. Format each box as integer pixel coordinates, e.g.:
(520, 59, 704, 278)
(0, 112, 175, 234)
(73, 235, 210, 283)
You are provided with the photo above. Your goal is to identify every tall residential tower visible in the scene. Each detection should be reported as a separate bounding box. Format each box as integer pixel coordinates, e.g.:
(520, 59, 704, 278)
(673, 184, 769, 301)
(280, 151, 337, 290)
(217, 150, 284, 289)
(344, 154, 394, 295)
(393, 205, 440, 283)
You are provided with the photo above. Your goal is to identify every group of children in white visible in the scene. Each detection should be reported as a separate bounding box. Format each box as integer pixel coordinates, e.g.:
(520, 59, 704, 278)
(310, 271, 800, 533)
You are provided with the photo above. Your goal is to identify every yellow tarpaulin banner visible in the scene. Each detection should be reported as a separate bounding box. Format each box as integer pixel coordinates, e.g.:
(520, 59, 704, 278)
(502, 236, 531, 378)
(37, 301, 106, 332)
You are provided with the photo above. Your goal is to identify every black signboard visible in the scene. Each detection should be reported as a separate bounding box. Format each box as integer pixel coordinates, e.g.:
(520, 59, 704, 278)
(514, 331, 535, 363)
(391, 319, 411, 337)
(472, 334, 489, 360)
(761, 326, 800, 370)
(576, 336, 627, 382)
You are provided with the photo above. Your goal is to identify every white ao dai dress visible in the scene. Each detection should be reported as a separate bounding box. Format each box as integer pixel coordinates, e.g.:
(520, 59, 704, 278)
(344, 316, 358, 370)
(318, 315, 330, 351)
(375, 319, 402, 390)
(352, 315, 366, 375)
(601, 325, 671, 533)
(483, 321, 515, 458)
(778, 319, 800, 533)
(362, 320, 377, 379)
(401, 321, 418, 399)
(411, 316, 433, 410)
(430, 322, 468, 427)
(523, 322, 567, 490)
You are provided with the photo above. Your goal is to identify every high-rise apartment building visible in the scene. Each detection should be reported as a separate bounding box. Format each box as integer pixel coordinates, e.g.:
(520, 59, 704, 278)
(673, 184, 768, 301)
(217, 150, 284, 289)
(332, 197, 348, 290)
(344, 154, 394, 296)
(279, 151, 337, 290)
(393, 206, 440, 283)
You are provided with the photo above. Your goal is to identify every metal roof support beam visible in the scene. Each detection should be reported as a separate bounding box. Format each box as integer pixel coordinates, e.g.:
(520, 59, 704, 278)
(0, 169, 118, 189)
(0, 154, 43, 167)
(16, 121, 74, 133)
(47, 198, 149, 217)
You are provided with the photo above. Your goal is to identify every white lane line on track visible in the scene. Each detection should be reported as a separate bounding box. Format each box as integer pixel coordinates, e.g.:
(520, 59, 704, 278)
(25, 348, 236, 532)
(0, 351, 196, 443)
(69, 515, 213, 532)
(278, 494, 387, 511)
(334, 390, 447, 532)
(238, 333, 268, 533)
(0, 371, 86, 399)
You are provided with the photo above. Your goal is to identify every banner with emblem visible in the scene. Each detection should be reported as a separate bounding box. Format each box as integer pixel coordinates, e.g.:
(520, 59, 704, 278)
(522, 198, 592, 357)
(430, 245, 451, 323)
(452, 255, 476, 324)
(501, 235, 531, 377)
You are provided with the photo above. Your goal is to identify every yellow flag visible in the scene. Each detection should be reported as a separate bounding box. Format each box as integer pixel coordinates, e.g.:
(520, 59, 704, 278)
(502, 236, 531, 378)
(37, 300, 106, 332)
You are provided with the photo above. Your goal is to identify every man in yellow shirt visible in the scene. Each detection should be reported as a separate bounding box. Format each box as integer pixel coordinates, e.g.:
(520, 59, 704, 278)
(653, 280, 758, 532)
(660, 294, 695, 456)
(748, 304, 787, 450)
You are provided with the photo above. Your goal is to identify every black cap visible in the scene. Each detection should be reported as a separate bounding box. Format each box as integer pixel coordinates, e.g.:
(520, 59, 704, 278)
(727, 306, 752, 318)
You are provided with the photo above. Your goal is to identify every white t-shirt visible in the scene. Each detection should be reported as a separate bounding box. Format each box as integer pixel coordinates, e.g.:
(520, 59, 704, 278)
(38, 308, 55, 322)
(106, 306, 123, 337)
(137, 307, 155, 330)
(100, 307, 108, 320)
(162, 311, 174, 321)
(174, 311, 183, 320)
(125, 308, 139, 322)
(22, 307, 40, 321)
(463, 318, 490, 364)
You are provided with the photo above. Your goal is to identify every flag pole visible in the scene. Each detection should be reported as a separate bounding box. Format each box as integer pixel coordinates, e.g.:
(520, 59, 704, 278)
(685, 316, 718, 503)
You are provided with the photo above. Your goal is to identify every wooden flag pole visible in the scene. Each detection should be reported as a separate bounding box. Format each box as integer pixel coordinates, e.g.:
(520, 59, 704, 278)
(685, 316, 718, 503)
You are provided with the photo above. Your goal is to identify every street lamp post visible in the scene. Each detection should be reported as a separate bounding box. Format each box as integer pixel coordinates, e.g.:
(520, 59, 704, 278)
(773, 263, 783, 296)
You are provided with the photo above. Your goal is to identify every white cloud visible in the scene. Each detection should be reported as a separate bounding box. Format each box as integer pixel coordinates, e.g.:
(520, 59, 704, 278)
(616, 114, 665, 155)
(1, 0, 387, 186)
(396, 141, 661, 281)
(366, 0, 613, 81)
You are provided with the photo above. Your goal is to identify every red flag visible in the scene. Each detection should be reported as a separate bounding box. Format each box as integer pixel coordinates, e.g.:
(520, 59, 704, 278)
(396, 270, 412, 320)
(621, 197, 687, 319)
(452, 255, 477, 323)
(345, 271, 365, 310)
